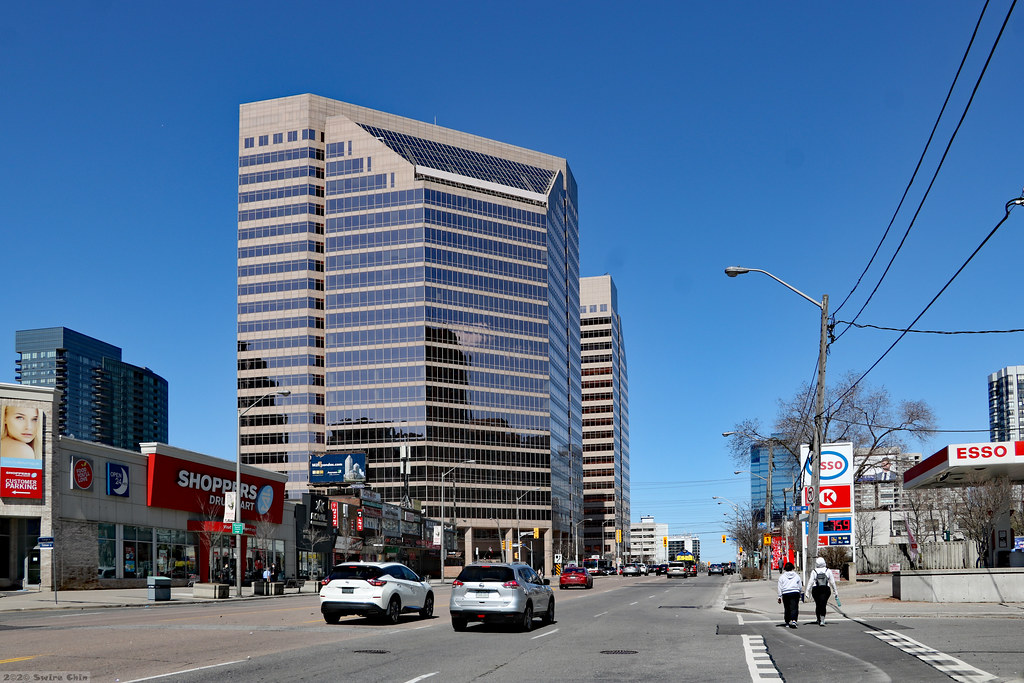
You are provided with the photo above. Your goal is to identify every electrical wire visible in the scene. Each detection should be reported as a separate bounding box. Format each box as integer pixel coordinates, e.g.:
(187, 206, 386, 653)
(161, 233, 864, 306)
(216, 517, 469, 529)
(832, 0, 991, 320)
(836, 321, 1024, 334)
(833, 0, 1015, 343)
(828, 197, 1023, 411)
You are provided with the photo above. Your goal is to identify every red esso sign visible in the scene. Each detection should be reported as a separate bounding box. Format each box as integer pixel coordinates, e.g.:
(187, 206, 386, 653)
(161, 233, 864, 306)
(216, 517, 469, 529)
(73, 459, 93, 489)
(955, 444, 1008, 460)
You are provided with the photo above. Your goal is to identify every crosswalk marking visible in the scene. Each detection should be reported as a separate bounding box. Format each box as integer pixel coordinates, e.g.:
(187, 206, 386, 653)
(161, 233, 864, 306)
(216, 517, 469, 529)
(742, 634, 782, 681)
(867, 629, 996, 682)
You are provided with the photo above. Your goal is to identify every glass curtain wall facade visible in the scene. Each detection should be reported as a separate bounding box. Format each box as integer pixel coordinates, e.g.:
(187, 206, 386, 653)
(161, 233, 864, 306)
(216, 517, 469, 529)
(580, 275, 630, 562)
(238, 95, 582, 569)
(988, 365, 1024, 442)
(749, 439, 801, 527)
(15, 327, 168, 450)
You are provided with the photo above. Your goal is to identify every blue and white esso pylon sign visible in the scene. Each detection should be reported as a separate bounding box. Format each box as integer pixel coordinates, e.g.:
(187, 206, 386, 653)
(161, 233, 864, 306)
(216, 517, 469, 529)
(799, 442, 854, 487)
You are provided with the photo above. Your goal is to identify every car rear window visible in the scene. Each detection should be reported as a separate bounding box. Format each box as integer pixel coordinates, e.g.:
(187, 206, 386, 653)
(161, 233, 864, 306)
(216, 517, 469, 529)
(564, 568, 585, 575)
(457, 565, 515, 583)
(327, 565, 384, 581)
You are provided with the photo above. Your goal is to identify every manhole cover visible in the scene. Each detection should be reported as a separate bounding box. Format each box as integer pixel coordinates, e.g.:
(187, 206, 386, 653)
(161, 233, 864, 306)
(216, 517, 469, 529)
(353, 649, 390, 655)
(601, 650, 638, 655)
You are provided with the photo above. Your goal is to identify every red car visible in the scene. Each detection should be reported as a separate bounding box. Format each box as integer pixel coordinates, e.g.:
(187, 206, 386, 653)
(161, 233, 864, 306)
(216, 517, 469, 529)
(559, 566, 593, 589)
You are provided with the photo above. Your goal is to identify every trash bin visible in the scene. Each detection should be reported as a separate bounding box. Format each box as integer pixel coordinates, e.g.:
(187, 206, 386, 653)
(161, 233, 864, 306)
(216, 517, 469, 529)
(148, 576, 171, 601)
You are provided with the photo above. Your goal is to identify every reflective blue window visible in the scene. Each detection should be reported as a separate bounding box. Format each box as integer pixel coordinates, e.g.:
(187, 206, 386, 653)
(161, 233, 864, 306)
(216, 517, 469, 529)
(259, 135, 269, 146)
(288, 130, 298, 142)
(273, 133, 283, 144)
(244, 137, 254, 149)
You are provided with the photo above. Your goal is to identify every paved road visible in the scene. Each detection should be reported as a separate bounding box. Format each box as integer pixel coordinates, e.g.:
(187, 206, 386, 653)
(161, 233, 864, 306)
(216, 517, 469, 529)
(2, 575, 1022, 682)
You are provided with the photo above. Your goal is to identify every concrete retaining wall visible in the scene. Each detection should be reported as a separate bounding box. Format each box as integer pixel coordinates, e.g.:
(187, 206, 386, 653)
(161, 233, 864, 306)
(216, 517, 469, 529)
(893, 568, 1024, 602)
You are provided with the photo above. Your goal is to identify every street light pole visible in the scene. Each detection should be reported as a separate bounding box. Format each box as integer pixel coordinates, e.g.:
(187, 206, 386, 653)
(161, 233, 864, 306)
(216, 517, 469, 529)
(573, 517, 593, 566)
(236, 389, 290, 598)
(439, 460, 474, 582)
(725, 266, 828, 573)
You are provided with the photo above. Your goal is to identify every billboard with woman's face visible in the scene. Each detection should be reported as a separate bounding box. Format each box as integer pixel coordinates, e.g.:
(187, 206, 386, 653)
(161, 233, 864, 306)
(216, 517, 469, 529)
(1, 401, 47, 499)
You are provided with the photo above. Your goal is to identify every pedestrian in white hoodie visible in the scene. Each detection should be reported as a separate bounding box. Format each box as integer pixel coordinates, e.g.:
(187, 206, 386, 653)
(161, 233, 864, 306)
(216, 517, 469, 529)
(806, 556, 839, 626)
(776, 562, 803, 628)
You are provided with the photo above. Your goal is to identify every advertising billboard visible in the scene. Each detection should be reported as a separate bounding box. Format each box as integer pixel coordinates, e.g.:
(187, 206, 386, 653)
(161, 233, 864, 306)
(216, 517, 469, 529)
(1, 401, 48, 499)
(309, 452, 367, 485)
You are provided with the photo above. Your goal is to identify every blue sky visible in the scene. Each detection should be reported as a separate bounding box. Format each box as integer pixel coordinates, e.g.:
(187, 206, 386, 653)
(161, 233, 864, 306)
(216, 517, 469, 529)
(2, 2, 1022, 562)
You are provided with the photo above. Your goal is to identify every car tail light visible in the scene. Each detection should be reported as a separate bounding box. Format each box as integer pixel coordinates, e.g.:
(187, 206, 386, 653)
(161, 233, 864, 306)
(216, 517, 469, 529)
(452, 579, 464, 586)
(366, 578, 386, 587)
(502, 580, 519, 588)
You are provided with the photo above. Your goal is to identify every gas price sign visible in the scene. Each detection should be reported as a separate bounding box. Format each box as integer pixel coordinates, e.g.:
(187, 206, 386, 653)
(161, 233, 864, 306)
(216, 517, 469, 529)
(819, 517, 851, 534)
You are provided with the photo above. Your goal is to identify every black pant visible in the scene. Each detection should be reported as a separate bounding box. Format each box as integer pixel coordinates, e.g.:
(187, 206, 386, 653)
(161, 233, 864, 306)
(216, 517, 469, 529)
(811, 585, 831, 620)
(782, 591, 801, 623)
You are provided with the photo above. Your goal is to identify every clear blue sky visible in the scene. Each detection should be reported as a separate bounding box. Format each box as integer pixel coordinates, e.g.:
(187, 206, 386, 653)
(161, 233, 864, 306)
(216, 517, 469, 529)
(3, 2, 1022, 562)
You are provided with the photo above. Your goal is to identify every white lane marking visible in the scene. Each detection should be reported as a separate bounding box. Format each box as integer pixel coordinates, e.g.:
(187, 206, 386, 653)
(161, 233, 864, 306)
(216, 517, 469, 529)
(867, 629, 997, 682)
(402, 674, 438, 683)
(648, 594, 656, 599)
(56, 611, 104, 618)
(531, 628, 559, 640)
(630, 601, 638, 605)
(742, 634, 782, 681)
(736, 612, 745, 626)
(594, 611, 608, 618)
(124, 660, 248, 682)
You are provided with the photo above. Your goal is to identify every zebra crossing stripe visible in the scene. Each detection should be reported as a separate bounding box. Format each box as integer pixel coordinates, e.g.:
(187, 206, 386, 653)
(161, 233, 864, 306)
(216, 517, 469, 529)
(742, 634, 782, 681)
(867, 629, 996, 683)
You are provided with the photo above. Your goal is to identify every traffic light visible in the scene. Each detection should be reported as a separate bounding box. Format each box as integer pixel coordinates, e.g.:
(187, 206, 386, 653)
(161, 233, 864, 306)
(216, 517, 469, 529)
(721, 534, 726, 543)
(534, 527, 540, 539)
(663, 536, 668, 548)
(616, 529, 622, 543)
(501, 540, 506, 550)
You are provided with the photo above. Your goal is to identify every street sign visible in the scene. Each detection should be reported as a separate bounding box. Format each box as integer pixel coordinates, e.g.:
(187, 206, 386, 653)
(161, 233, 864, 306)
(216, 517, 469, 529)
(38, 536, 54, 549)
(789, 505, 809, 512)
(231, 522, 245, 535)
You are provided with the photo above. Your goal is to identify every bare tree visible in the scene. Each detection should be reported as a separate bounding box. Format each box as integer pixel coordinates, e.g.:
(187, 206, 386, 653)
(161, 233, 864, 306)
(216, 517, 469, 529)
(724, 502, 763, 568)
(954, 474, 1016, 567)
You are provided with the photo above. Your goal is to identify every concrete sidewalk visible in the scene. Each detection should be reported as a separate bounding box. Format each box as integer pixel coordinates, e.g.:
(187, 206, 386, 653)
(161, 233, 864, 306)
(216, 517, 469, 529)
(724, 574, 1024, 620)
(0, 584, 319, 612)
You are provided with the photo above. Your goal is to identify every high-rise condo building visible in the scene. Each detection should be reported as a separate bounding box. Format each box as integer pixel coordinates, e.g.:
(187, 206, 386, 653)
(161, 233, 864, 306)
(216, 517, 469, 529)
(579, 275, 629, 561)
(237, 94, 581, 571)
(14, 327, 168, 451)
(988, 365, 1024, 442)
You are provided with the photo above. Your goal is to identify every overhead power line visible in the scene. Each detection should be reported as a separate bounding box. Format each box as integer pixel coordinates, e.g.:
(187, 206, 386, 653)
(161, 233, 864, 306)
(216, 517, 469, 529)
(836, 321, 1024, 335)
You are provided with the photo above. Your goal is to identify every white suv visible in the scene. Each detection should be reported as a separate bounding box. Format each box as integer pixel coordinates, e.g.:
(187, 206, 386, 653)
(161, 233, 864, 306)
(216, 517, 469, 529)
(319, 562, 434, 624)
(449, 562, 554, 632)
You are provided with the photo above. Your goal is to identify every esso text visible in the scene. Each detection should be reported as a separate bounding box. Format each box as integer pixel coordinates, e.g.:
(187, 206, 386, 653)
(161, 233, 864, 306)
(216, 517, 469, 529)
(955, 445, 1007, 459)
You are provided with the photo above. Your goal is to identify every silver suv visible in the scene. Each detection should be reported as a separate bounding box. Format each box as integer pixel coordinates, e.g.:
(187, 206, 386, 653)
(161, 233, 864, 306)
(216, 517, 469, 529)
(449, 562, 554, 632)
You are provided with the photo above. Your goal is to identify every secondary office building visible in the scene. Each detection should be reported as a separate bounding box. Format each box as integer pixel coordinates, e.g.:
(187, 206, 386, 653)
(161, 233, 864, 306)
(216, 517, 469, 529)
(580, 275, 630, 562)
(237, 94, 582, 575)
(988, 365, 1024, 442)
(15, 327, 168, 452)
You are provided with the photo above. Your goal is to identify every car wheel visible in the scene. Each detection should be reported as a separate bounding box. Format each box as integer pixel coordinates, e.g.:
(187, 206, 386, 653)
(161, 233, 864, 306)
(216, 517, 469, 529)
(383, 596, 401, 624)
(419, 592, 434, 619)
(542, 598, 554, 625)
(323, 613, 340, 625)
(452, 616, 467, 631)
(520, 603, 533, 632)
(558, 584, 564, 590)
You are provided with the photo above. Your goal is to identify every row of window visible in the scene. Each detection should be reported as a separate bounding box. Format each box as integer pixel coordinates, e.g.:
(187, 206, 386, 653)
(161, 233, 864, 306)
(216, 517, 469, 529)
(581, 304, 610, 314)
(237, 392, 324, 409)
(325, 140, 353, 158)
(239, 412, 325, 427)
(238, 220, 323, 242)
(324, 285, 546, 321)
(238, 335, 324, 352)
(583, 354, 613, 364)
(238, 316, 324, 333)
(238, 373, 325, 389)
(581, 329, 610, 339)
(239, 202, 324, 222)
(239, 164, 323, 186)
(239, 297, 324, 316)
(325, 157, 365, 177)
(242, 129, 318, 149)
(238, 278, 324, 298)
(239, 146, 323, 168)
(239, 183, 324, 204)
(238, 354, 324, 371)
(583, 379, 613, 390)
(239, 240, 323, 261)
(325, 173, 390, 195)
(327, 365, 423, 387)
(240, 431, 325, 446)
(238, 258, 324, 278)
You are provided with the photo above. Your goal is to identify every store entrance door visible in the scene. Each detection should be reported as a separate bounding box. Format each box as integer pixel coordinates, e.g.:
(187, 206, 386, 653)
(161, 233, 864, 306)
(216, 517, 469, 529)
(209, 534, 236, 584)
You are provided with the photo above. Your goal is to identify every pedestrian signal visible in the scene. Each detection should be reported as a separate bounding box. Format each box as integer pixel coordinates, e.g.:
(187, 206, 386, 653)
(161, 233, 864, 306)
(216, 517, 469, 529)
(763, 535, 771, 546)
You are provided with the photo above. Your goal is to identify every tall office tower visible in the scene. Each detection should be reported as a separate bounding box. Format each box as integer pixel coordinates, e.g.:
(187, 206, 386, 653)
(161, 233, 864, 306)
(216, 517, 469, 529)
(748, 439, 802, 527)
(237, 95, 581, 567)
(579, 275, 630, 561)
(15, 327, 168, 451)
(988, 365, 1024, 442)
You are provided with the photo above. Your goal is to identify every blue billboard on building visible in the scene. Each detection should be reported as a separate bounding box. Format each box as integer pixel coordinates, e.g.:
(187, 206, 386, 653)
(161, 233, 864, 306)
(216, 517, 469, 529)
(309, 453, 367, 485)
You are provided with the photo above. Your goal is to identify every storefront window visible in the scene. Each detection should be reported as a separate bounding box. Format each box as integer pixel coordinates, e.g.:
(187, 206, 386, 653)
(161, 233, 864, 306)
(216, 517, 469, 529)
(98, 523, 116, 578)
(123, 526, 153, 579)
(155, 528, 197, 579)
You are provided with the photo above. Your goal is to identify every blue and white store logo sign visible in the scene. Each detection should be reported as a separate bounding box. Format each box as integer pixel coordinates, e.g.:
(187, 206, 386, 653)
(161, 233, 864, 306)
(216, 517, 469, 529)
(106, 462, 130, 497)
(806, 449, 849, 481)
(256, 485, 274, 515)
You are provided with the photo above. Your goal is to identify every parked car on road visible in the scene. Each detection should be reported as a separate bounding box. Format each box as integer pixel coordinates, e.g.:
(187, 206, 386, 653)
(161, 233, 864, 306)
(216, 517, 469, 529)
(666, 561, 688, 578)
(320, 562, 433, 624)
(559, 566, 593, 589)
(450, 562, 554, 632)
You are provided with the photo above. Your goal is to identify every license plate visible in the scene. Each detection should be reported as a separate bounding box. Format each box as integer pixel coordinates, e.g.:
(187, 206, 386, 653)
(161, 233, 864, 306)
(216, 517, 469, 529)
(473, 591, 490, 598)
(342, 587, 354, 594)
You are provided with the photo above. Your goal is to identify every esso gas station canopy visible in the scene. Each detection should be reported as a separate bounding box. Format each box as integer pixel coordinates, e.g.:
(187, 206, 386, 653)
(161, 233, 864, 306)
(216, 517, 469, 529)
(903, 441, 1024, 490)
